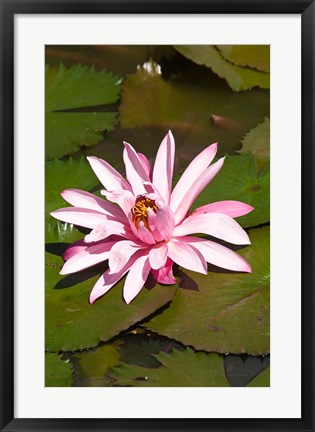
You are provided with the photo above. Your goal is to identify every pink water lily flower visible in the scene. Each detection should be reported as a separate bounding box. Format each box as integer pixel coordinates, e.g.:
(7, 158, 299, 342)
(51, 131, 253, 304)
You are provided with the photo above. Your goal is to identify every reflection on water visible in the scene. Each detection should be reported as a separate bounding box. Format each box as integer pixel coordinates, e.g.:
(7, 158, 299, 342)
(66, 330, 270, 387)
(47, 45, 269, 171)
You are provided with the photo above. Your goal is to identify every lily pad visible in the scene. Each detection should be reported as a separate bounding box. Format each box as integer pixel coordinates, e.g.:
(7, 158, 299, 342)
(174, 46, 269, 92)
(46, 157, 99, 232)
(45, 156, 99, 214)
(45, 225, 178, 352)
(239, 118, 270, 165)
(246, 366, 270, 387)
(45, 353, 73, 387)
(190, 154, 270, 229)
(46, 64, 121, 159)
(145, 227, 270, 355)
(217, 45, 270, 73)
(111, 348, 229, 387)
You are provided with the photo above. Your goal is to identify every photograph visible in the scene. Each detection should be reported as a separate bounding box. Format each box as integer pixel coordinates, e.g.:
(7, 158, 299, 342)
(45, 44, 270, 388)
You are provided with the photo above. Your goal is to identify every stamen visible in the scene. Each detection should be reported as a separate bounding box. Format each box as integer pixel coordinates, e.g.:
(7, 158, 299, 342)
(132, 195, 158, 230)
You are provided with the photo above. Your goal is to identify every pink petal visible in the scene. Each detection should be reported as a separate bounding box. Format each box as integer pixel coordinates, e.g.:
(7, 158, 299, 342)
(126, 212, 143, 241)
(89, 250, 143, 303)
(84, 221, 133, 243)
(138, 153, 152, 179)
(60, 241, 115, 275)
(191, 200, 254, 218)
(61, 189, 126, 222)
(154, 197, 175, 241)
(172, 157, 225, 225)
(170, 142, 218, 216)
(147, 209, 165, 242)
(181, 236, 252, 273)
(151, 258, 177, 284)
(143, 181, 157, 195)
(152, 131, 175, 204)
(149, 244, 168, 270)
(137, 221, 156, 245)
(89, 270, 123, 304)
(87, 156, 132, 192)
(123, 142, 150, 195)
(63, 240, 86, 260)
(50, 207, 107, 229)
(142, 187, 175, 241)
(108, 240, 146, 274)
(123, 253, 151, 304)
(173, 212, 250, 245)
(167, 239, 207, 275)
(101, 189, 135, 219)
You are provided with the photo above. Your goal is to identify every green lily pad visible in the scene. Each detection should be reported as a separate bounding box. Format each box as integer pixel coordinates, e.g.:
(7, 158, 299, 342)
(119, 61, 269, 158)
(111, 347, 229, 387)
(46, 64, 121, 159)
(45, 225, 178, 352)
(46, 157, 99, 232)
(217, 45, 270, 73)
(174, 46, 270, 92)
(145, 227, 270, 355)
(191, 154, 270, 229)
(239, 118, 270, 166)
(246, 366, 270, 387)
(45, 353, 73, 387)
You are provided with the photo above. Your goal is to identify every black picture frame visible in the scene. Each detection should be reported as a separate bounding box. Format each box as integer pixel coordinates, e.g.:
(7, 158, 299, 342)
(0, 0, 314, 431)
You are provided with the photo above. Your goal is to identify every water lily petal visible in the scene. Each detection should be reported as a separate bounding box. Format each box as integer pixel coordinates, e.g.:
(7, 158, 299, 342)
(87, 156, 132, 192)
(151, 258, 177, 284)
(170, 142, 218, 215)
(137, 221, 156, 245)
(84, 221, 133, 243)
(191, 200, 254, 218)
(123, 253, 151, 304)
(123, 142, 150, 195)
(172, 157, 225, 224)
(108, 240, 146, 274)
(50, 207, 108, 229)
(142, 186, 175, 241)
(101, 189, 135, 219)
(60, 241, 116, 275)
(181, 236, 252, 272)
(61, 189, 126, 222)
(167, 239, 207, 275)
(63, 240, 86, 261)
(154, 198, 175, 241)
(147, 208, 165, 242)
(149, 244, 168, 270)
(173, 212, 250, 245)
(89, 250, 143, 303)
(138, 153, 152, 179)
(152, 130, 175, 204)
(89, 270, 122, 304)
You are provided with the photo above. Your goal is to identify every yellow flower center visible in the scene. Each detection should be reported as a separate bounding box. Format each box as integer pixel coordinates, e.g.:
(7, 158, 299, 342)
(132, 195, 158, 230)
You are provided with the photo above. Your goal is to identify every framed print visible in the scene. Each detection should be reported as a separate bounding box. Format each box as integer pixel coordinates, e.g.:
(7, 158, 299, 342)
(0, 0, 314, 431)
